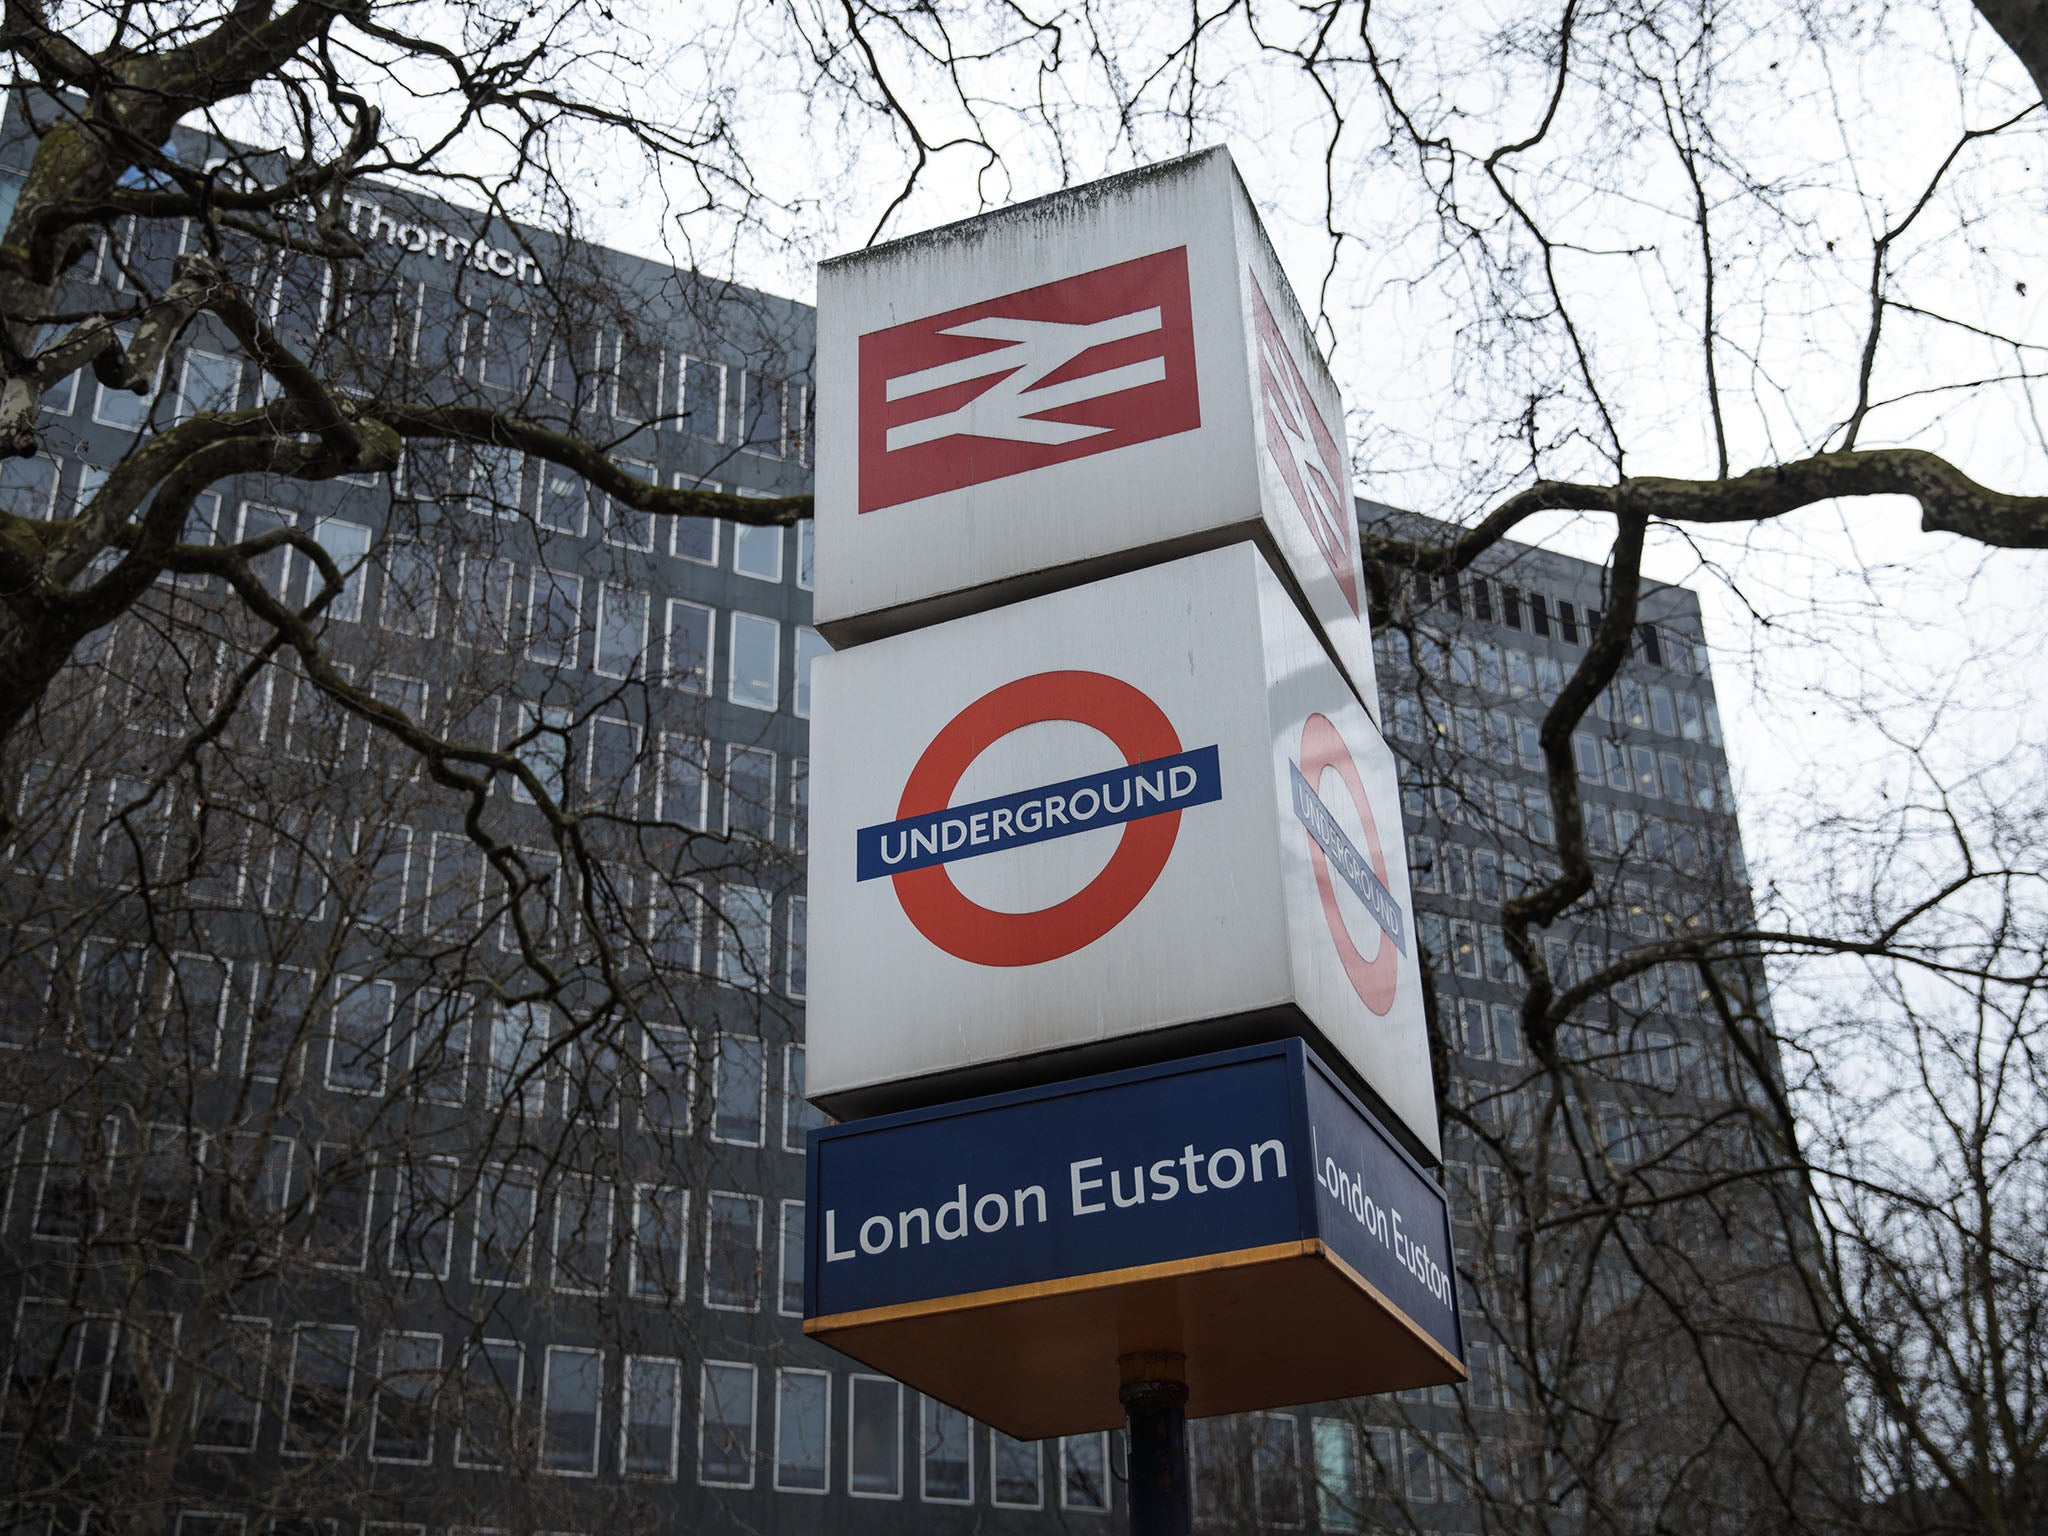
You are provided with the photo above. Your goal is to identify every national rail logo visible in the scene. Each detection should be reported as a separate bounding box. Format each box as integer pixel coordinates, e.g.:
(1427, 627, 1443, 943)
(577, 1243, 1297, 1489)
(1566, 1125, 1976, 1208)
(856, 249, 1203, 514)
(1291, 713, 1405, 1014)
(1249, 271, 1362, 615)
(855, 671, 1223, 968)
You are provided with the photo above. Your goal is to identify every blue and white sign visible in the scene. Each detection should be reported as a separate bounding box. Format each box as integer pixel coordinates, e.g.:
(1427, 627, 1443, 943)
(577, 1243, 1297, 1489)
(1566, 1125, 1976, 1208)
(807, 543, 1439, 1157)
(805, 1039, 1463, 1434)
(808, 1038, 1460, 1351)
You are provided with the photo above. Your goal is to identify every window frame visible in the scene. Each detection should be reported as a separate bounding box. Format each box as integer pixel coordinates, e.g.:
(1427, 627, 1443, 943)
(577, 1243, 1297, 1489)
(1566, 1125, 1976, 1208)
(772, 1366, 832, 1494)
(621, 1353, 682, 1482)
(368, 1330, 443, 1467)
(696, 1360, 757, 1489)
(592, 583, 651, 680)
(726, 610, 780, 712)
(847, 1373, 904, 1499)
(538, 1343, 604, 1478)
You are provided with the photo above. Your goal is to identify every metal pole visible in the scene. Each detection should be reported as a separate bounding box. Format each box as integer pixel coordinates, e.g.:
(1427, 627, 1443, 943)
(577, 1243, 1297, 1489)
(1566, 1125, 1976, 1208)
(1120, 1353, 1191, 1536)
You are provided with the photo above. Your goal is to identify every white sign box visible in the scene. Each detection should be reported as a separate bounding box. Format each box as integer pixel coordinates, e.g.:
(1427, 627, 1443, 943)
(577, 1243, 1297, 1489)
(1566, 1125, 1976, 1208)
(813, 146, 1380, 720)
(806, 543, 1438, 1159)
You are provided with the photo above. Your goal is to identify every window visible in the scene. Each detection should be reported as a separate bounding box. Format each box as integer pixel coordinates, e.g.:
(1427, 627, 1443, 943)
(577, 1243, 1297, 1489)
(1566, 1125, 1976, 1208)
(1313, 1419, 1362, 1532)
(622, 1355, 681, 1480)
(726, 746, 776, 842)
(991, 1433, 1044, 1508)
(713, 1033, 766, 1145)
(641, 1023, 693, 1135)
(371, 1333, 441, 1465)
(1650, 685, 1678, 735)
(406, 991, 469, 1108)
(698, 1361, 755, 1487)
(679, 357, 726, 441)
(614, 341, 663, 425)
(177, 349, 241, 419)
(472, 1164, 539, 1287)
(512, 702, 572, 805)
(586, 714, 643, 808)
(4, 1296, 79, 1436)
(922, 1397, 973, 1503)
(455, 1340, 522, 1469)
(774, 1368, 831, 1492)
(1062, 1432, 1109, 1511)
(488, 1003, 552, 1114)
(793, 627, 828, 719)
(191, 1317, 269, 1451)
(732, 521, 783, 581)
(390, 1156, 458, 1279)
(786, 896, 808, 1000)
(796, 520, 814, 589)
(479, 303, 535, 388)
(1678, 692, 1705, 741)
(783, 1043, 826, 1150)
(540, 1345, 602, 1475)
(552, 1176, 613, 1295)
(282, 1323, 356, 1457)
(0, 454, 59, 521)
(728, 612, 779, 710)
(1449, 919, 1481, 979)
(237, 501, 298, 599)
(534, 463, 588, 536)
(465, 446, 524, 514)
(452, 554, 514, 652)
(1492, 1003, 1525, 1064)
(1661, 751, 1689, 803)
(778, 1200, 805, 1316)
(1632, 745, 1661, 797)
(1402, 1430, 1437, 1500)
(303, 1142, 373, 1270)
(93, 331, 163, 430)
(304, 517, 371, 621)
(605, 459, 657, 550)
(593, 584, 649, 678)
(1255, 1414, 1302, 1526)
(566, 1030, 623, 1127)
(326, 976, 394, 1094)
(525, 567, 583, 667)
(849, 1375, 903, 1497)
(704, 1191, 761, 1311)
(718, 884, 773, 989)
(740, 372, 786, 455)
(788, 757, 809, 854)
(628, 1184, 688, 1301)
(663, 600, 714, 693)
(670, 486, 719, 563)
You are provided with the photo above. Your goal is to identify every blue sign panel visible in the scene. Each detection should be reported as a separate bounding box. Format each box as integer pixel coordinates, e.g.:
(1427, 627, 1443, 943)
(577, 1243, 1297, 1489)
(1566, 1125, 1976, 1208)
(806, 1040, 1462, 1362)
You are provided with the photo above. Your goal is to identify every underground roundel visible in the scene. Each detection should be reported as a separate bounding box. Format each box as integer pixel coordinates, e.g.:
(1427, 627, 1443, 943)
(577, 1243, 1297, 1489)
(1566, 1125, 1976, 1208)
(1291, 713, 1405, 1014)
(854, 671, 1223, 967)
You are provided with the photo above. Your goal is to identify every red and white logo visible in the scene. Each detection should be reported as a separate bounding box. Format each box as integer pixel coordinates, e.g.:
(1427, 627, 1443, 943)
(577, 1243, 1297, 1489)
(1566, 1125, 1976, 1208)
(857, 248, 1203, 514)
(1292, 713, 1403, 1015)
(1249, 273, 1361, 614)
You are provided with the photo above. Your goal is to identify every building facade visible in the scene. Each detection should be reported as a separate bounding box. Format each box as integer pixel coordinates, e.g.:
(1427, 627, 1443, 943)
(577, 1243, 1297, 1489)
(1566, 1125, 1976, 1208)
(0, 100, 1834, 1536)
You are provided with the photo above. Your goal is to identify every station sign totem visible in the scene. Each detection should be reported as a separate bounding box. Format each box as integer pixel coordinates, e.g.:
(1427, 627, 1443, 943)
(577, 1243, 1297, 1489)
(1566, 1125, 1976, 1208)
(804, 147, 1463, 1442)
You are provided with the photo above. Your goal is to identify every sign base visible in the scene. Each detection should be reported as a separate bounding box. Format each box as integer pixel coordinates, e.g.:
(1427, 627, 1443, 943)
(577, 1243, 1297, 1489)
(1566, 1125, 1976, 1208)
(807, 1234, 1461, 1440)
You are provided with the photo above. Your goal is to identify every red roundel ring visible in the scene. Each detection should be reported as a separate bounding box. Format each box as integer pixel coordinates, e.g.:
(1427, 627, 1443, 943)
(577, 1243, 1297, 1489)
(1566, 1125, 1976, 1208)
(1299, 712, 1400, 1015)
(893, 671, 1186, 968)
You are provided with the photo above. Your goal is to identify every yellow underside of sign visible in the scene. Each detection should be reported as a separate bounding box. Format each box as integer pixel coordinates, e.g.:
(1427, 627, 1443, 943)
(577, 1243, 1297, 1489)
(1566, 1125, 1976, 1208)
(806, 1237, 1465, 1440)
